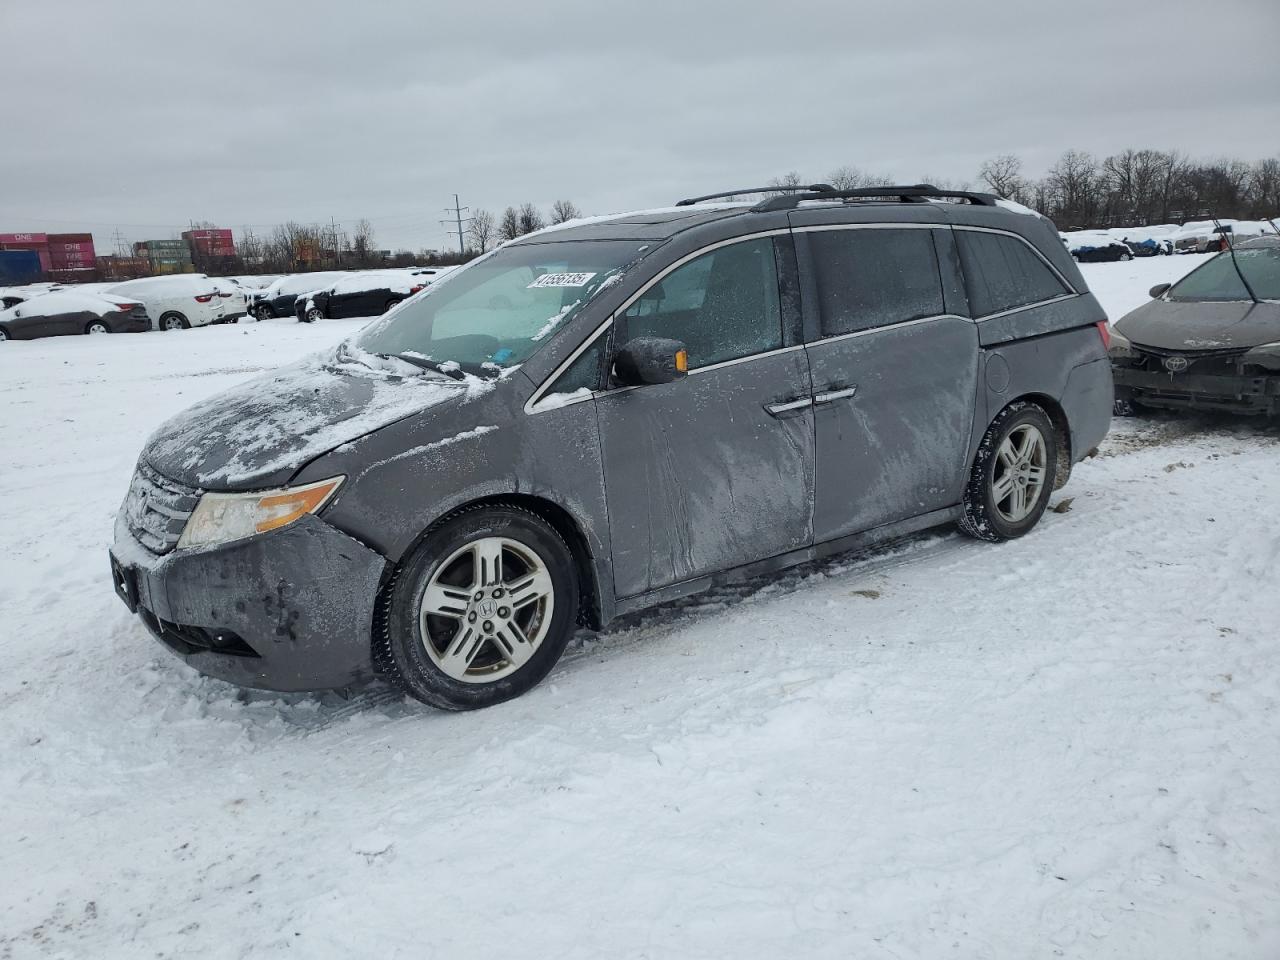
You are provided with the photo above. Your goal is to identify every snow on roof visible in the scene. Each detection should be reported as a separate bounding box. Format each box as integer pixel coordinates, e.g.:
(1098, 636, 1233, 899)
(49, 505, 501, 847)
(0, 290, 129, 320)
(1061, 230, 1127, 252)
(994, 198, 1047, 219)
(517, 203, 752, 242)
(324, 271, 423, 296)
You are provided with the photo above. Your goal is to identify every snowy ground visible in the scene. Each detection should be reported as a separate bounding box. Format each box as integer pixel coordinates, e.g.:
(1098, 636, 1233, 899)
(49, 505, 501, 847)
(2, 257, 1278, 959)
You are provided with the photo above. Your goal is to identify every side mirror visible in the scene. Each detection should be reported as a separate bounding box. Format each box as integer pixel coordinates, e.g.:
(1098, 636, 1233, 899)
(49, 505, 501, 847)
(613, 337, 689, 386)
(1149, 283, 1171, 299)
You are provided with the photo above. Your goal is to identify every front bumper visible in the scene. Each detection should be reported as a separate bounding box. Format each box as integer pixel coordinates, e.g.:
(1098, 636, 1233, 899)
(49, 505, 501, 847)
(109, 512, 389, 691)
(1113, 366, 1280, 415)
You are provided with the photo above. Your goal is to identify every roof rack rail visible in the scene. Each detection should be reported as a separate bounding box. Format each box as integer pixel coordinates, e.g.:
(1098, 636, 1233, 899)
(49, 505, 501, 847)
(751, 184, 1000, 212)
(676, 183, 836, 207)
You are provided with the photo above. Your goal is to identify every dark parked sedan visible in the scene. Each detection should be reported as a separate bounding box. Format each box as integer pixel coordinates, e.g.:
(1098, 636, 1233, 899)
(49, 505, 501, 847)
(295, 271, 428, 322)
(0, 292, 150, 341)
(1111, 236, 1280, 415)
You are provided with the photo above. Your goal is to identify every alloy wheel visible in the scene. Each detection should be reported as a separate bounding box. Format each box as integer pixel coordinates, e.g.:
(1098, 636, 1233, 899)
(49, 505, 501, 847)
(88, 322, 109, 334)
(418, 536, 555, 683)
(991, 423, 1048, 523)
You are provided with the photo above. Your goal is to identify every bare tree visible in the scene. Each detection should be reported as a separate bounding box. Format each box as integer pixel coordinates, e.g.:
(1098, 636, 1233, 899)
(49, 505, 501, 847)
(550, 200, 581, 224)
(978, 155, 1026, 200)
(517, 203, 546, 235)
(351, 219, 376, 266)
(763, 171, 805, 197)
(827, 166, 892, 190)
(467, 209, 496, 252)
(498, 206, 522, 243)
(1046, 149, 1100, 228)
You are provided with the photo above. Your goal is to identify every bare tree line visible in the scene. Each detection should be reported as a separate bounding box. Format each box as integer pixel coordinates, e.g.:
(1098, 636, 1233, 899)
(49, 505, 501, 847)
(768, 151, 1278, 229)
(466, 200, 582, 252)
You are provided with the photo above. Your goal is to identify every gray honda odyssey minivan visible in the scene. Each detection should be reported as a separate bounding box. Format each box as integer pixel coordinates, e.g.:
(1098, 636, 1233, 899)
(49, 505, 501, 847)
(110, 185, 1112, 710)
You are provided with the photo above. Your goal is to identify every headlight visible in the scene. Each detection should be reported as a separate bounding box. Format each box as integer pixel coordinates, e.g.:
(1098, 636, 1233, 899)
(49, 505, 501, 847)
(177, 476, 343, 550)
(1241, 342, 1280, 372)
(1108, 327, 1136, 358)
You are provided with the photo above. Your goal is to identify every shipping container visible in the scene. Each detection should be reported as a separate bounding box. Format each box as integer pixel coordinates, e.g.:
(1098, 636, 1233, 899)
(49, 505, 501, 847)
(49, 241, 94, 253)
(0, 249, 43, 284)
(47, 232, 93, 244)
(0, 233, 48, 245)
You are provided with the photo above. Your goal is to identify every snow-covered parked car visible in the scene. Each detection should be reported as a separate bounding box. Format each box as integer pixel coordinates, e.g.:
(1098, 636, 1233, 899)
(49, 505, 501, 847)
(1061, 231, 1133, 262)
(0, 291, 150, 341)
(106, 274, 222, 330)
(251, 272, 348, 320)
(209, 277, 250, 322)
(1106, 226, 1174, 257)
(295, 270, 428, 322)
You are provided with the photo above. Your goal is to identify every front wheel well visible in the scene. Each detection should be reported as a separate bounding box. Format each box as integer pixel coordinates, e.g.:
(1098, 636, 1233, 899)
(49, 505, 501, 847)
(380, 494, 603, 635)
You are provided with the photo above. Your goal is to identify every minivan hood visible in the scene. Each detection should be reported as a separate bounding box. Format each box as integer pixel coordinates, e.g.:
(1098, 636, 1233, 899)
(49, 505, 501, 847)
(1116, 298, 1280, 351)
(142, 345, 492, 490)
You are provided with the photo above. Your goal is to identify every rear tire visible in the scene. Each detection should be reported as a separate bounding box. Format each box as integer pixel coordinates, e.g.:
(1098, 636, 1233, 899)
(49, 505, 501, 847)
(376, 504, 579, 711)
(159, 312, 189, 331)
(85, 321, 110, 335)
(0, 326, 9, 342)
(958, 402, 1058, 543)
(384, 298, 403, 313)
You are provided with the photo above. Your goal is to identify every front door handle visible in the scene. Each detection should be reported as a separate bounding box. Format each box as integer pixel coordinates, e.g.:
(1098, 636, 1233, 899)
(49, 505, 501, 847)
(764, 397, 813, 417)
(813, 386, 858, 405)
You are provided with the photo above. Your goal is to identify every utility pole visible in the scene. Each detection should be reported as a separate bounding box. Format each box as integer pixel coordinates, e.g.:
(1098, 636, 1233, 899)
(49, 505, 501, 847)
(331, 216, 341, 266)
(441, 194, 470, 256)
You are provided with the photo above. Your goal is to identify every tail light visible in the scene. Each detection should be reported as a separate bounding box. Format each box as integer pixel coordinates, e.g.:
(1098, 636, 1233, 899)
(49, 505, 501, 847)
(194, 293, 215, 303)
(116, 302, 141, 312)
(409, 285, 424, 295)
(1095, 321, 1111, 349)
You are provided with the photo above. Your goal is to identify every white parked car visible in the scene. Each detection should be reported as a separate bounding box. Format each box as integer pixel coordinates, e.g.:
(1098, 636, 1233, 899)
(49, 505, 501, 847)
(209, 277, 251, 322)
(106, 274, 223, 330)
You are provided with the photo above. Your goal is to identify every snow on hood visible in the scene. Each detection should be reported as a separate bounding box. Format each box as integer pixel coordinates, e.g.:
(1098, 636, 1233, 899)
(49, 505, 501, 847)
(0, 290, 127, 319)
(1116, 298, 1280, 352)
(141, 341, 494, 489)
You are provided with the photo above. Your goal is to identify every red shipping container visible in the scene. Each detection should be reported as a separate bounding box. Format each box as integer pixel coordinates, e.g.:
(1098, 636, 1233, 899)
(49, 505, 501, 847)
(0, 233, 48, 244)
(47, 232, 93, 244)
(51, 241, 94, 254)
(51, 253, 94, 267)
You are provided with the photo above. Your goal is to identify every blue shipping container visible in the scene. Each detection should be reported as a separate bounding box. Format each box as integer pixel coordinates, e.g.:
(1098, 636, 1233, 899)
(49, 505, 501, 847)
(0, 249, 42, 284)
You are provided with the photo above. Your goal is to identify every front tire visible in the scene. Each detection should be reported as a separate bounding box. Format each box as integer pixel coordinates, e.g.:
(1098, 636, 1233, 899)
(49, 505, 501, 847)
(958, 402, 1058, 542)
(256, 305, 274, 321)
(159, 312, 189, 331)
(377, 505, 580, 710)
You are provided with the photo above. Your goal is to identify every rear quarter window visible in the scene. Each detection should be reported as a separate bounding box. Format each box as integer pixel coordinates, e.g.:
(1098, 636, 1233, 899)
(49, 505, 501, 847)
(808, 228, 945, 337)
(957, 230, 1070, 317)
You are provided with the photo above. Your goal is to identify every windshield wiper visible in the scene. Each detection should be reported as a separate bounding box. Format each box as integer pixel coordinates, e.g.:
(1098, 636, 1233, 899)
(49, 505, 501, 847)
(389, 353, 467, 381)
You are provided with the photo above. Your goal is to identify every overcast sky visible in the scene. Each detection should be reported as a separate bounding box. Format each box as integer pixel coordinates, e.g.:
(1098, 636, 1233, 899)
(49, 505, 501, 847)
(3, 0, 1277, 253)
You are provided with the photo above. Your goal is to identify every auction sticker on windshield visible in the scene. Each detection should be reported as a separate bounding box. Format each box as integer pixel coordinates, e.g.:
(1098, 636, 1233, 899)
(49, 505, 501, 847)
(528, 272, 597, 288)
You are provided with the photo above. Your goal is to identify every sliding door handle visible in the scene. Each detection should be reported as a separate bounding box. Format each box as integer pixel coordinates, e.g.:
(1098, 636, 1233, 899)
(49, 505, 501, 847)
(813, 386, 858, 405)
(764, 397, 813, 417)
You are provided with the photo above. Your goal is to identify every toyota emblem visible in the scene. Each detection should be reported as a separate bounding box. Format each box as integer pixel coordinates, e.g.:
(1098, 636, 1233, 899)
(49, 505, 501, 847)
(1163, 356, 1189, 373)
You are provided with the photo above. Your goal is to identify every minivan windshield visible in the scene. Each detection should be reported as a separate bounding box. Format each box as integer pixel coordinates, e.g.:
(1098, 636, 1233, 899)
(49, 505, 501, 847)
(355, 239, 655, 375)
(1167, 242, 1280, 302)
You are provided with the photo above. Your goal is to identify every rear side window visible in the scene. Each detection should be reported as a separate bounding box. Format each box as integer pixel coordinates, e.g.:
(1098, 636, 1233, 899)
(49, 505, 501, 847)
(622, 237, 782, 368)
(957, 230, 1070, 317)
(808, 228, 945, 337)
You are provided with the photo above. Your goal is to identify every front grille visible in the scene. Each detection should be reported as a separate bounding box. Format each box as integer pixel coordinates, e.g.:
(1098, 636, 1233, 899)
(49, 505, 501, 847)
(123, 462, 199, 555)
(1131, 345, 1248, 375)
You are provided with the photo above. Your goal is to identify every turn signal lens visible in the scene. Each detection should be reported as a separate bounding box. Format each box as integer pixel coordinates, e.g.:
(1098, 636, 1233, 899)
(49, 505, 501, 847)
(675, 349, 688, 373)
(255, 481, 341, 533)
(176, 477, 344, 550)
